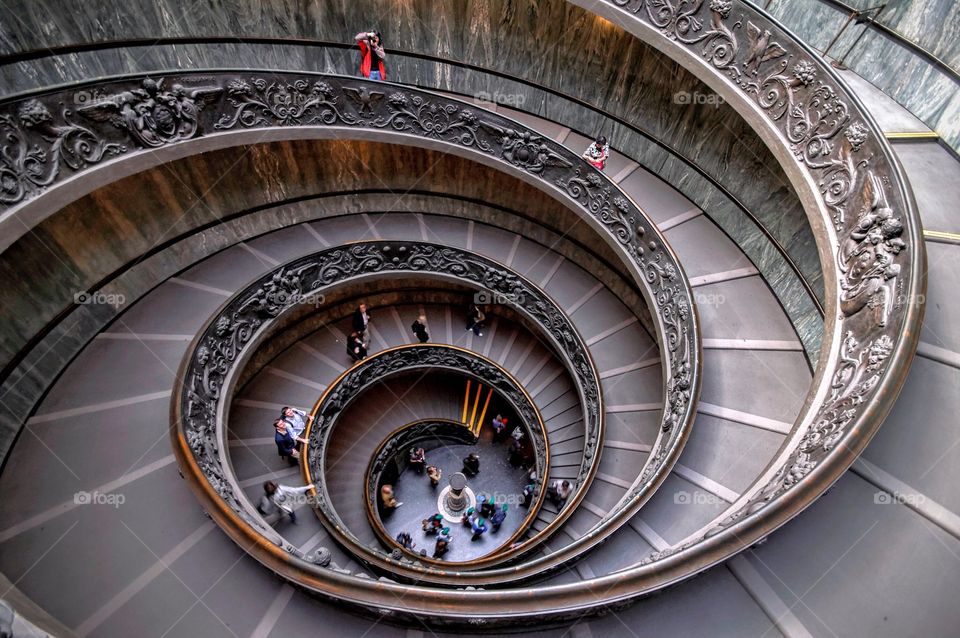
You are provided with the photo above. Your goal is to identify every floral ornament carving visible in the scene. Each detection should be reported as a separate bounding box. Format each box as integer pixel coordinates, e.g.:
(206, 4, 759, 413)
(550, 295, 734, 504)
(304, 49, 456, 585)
(600, 0, 911, 326)
(78, 78, 222, 147)
(743, 21, 786, 75)
(591, 0, 916, 569)
(479, 123, 573, 174)
(372, 92, 490, 151)
(556, 168, 690, 436)
(215, 78, 352, 129)
(1, 99, 124, 204)
(612, 0, 739, 68)
(4, 77, 697, 501)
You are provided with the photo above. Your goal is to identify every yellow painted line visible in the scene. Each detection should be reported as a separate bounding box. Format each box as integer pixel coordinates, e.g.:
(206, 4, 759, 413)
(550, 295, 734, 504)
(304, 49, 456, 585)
(885, 131, 938, 139)
(469, 383, 483, 431)
(924, 229, 960, 242)
(475, 388, 494, 435)
(462, 379, 472, 424)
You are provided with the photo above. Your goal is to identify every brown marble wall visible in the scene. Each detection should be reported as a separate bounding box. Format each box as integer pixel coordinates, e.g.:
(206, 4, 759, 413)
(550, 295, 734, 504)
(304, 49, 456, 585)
(0, 0, 819, 302)
(0, 138, 637, 369)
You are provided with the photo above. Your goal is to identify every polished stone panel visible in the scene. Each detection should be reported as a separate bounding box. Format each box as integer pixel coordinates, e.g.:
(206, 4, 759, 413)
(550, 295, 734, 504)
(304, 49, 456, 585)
(767, 0, 960, 151)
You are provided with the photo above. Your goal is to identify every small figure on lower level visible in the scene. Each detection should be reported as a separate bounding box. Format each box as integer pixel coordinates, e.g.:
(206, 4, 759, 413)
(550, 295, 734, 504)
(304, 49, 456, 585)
(508, 436, 525, 467)
(422, 513, 443, 535)
(408, 446, 426, 474)
(380, 484, 403, 510)
(471, 516, 488, 541)
(582, 134, 610, 171)
(396, 531, 416, 551)
(491, 503, 509, 532)
(478, 494, 495, 519)
(411, 314, 429, 343)
(274, 419, 306, 465)
(462, 452, 480, 476)
(434, 527, 451, 558)
(426, 464, 442, 487)
(259, 481, 315, 525)
(461, 506, 477, 526)
(465, 303, 485, 337)
(548, 479, 573, 506)
(347, 331, 367, 361)
(522, 483, 535, 507)
(492, 414, 507, 441)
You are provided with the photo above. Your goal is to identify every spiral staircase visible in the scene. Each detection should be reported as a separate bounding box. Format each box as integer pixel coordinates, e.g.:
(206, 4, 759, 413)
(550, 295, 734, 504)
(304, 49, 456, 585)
(0, 1, 957, 636)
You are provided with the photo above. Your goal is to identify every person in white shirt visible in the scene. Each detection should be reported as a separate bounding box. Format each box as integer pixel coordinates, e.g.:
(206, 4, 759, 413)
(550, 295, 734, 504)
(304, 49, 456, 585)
(281, 406, 313, 438)
(260, 481, 315, 524)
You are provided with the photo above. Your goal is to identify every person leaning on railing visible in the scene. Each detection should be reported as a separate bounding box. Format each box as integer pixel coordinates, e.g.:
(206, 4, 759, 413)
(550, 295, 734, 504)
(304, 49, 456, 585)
(582, 135, 610, 170)
(280, 406, 313, 438)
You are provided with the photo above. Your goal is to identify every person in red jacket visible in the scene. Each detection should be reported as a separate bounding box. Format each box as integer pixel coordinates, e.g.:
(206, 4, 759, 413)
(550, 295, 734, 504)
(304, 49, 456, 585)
(355, 30, 387, 80)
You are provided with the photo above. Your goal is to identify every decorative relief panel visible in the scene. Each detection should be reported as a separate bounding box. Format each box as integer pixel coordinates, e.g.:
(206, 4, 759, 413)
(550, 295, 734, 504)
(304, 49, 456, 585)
(598, 0, 921, 562)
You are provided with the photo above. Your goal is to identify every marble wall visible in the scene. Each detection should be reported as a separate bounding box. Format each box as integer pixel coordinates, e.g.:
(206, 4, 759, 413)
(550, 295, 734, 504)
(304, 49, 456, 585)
(0, 144, 652, 464)
(0, 0, 825, 354)
(766, 0, 960, 150)
(0, 138, 641, 369)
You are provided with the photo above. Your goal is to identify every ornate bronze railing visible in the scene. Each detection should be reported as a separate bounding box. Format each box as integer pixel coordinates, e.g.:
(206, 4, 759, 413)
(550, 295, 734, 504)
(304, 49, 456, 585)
(561, 0, 925, 570)
(4, 78, 700, 527)
(0, 23, 917, 616)
(174, 3, 923, 622)
(302, 344, 550, 571)
(0, 70, 700, 589)
(174, 237, 697, 586)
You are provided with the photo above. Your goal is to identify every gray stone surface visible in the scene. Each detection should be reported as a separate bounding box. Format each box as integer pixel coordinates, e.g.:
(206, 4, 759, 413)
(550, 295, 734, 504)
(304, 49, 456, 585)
(679, 413, 785, 495)
(894, 141, 960, 234)
(861, 356, 960, 513)
(750, 471, 960, 638)
(694, 276, 804, 342)
(699, 349, 811, 423)
(664, 216, 754, 279)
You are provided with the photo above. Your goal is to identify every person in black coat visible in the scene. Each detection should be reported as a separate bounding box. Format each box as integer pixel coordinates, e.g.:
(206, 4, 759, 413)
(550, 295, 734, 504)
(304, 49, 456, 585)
(352, 303, 371, 336)
(462, 452, 480, 476)
(465, 303, 485, 337)
(411, 314, 429, 343)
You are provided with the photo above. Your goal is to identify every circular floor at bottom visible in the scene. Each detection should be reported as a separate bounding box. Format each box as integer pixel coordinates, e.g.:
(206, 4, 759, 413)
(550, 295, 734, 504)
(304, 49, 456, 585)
(380, 430, 532, 562)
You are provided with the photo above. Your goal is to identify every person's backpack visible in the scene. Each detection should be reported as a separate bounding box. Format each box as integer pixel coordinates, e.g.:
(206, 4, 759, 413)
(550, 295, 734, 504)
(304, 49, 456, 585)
(411, 320, 420, 333)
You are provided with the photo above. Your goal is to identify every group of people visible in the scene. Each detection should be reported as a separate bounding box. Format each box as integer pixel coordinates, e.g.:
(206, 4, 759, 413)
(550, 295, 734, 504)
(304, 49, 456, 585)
(354, 30, 613, 172)
(273, 406, 314, 464)
(460, 494, 510, 541)
(420, 514, 453, 557)
(408, 446, 442, 486)
(346, 304, 433, 362)
(491, 414, 530, 468)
